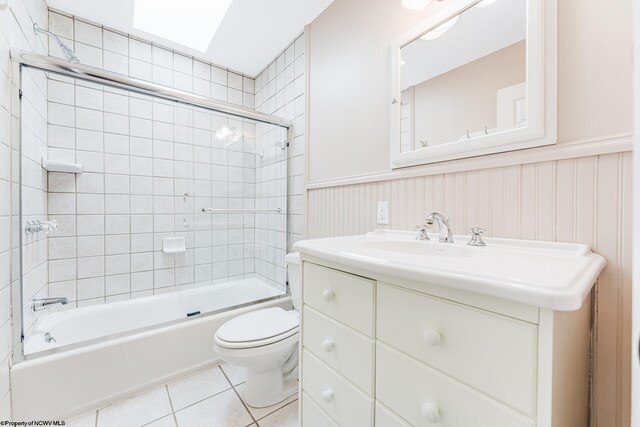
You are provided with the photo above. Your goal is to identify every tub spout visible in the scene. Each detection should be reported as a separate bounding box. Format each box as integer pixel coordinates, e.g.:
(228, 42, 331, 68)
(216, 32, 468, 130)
(32, 297, 68, 312)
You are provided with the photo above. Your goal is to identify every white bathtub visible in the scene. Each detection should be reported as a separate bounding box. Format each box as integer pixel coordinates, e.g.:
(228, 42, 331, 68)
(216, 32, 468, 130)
(11, 278, 292, 420)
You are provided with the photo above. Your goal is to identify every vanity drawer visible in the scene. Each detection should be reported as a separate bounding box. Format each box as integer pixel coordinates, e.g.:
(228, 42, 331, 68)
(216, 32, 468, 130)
(302, 393, 339, 427)
(302, 349, 374, 427)
(303, 262, 375, 336)
(303, 306, 375, 394)
(375, 403, 411, 427)
(377, 283, 537, 416)
(376, 343, 534, 427)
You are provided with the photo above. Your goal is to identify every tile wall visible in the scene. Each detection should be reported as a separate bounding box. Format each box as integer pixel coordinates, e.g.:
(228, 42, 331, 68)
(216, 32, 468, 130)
(0, 0, 50, 418)
(254, 34, 306, 287)
(43, 10, 293, 308)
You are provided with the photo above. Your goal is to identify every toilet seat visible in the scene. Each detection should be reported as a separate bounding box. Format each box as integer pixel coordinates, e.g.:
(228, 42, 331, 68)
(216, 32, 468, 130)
(215, 307, 299, 349)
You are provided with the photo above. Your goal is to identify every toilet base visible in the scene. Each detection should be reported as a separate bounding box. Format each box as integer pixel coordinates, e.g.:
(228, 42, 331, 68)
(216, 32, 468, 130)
(243, 374, 298, 408)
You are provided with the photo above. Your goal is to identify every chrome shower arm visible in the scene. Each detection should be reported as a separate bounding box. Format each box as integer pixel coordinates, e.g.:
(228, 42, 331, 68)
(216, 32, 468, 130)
(33, 23, 79, 63)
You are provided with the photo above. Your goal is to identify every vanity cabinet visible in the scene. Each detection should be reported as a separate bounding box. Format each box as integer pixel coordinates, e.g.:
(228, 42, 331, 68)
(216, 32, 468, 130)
(299, 259, 591, 427)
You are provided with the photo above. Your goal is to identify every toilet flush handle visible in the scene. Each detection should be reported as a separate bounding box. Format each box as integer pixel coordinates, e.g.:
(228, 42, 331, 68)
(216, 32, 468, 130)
(322, 339, 335, 352)
(322, 289, 335, 301)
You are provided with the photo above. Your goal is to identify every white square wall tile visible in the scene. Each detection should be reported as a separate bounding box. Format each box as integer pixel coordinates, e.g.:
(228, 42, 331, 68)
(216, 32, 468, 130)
(75, 20, 102, 48)
(211, 66, 227, 85)
(77, 236, 105, 257)
(49, 12, 74, 39)
(104, 51, 129, 75)
(77, 277, 105, 299)
(75, 43, 103, 68)
(174, 53, 192, 75)
(194, 61, 210, 80)
(76, 216, 105, 236)
(129, 59, 152, 81)
(152, 46, 173, 68)
(129, 39, 152, 62)
(76, 86, 103, 111)
(103, 30, 128, 55)
(228, 72, 243, 90)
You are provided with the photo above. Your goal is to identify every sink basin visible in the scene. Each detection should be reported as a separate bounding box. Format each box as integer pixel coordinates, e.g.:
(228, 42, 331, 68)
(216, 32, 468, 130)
(362, 240, 472, 257)
(293, 229, 608, 311)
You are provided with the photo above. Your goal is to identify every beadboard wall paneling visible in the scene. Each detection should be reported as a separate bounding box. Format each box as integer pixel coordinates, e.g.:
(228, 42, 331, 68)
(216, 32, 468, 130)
(306, 151, 632, 426)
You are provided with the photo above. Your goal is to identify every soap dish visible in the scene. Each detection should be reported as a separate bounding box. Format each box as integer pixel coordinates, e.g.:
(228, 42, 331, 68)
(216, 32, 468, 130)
(162, 237, 186, 254)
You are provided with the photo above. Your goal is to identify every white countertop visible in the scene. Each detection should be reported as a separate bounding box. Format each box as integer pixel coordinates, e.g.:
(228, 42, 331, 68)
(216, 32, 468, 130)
(293, 230, 607, 311)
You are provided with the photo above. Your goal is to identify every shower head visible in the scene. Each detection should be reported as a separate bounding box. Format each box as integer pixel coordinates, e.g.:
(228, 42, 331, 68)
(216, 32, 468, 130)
(33, 23, 80, 63)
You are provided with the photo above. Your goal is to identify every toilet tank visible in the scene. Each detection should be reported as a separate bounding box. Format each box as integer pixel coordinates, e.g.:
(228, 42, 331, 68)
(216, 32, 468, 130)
(285, 252, 301, 311)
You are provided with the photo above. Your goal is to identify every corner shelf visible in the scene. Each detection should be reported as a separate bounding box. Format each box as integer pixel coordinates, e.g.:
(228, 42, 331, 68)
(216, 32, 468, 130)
(41, 158, 83, 174)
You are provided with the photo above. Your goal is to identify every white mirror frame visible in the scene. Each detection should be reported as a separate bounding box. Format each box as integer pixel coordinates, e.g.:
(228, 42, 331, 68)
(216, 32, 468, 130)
(390, 0, 557, 169)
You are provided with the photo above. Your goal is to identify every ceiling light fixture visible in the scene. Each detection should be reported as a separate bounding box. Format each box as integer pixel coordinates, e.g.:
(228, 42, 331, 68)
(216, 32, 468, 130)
(420, 15, 461, 41)
(134, 0, 233, 52)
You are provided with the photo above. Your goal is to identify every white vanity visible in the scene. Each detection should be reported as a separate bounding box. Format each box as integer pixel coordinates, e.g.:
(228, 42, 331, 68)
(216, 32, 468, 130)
(293, 230, 605, 427)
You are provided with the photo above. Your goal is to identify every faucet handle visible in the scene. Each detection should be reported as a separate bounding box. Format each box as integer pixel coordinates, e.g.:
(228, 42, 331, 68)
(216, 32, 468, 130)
(467, 227, 487, 247)
(415, 224, 431, 241)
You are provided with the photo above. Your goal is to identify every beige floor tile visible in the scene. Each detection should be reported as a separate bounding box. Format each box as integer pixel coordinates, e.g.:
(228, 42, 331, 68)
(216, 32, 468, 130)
(257, 401, 299, 427)
(168, 365, 232, 411)
(236, 383, 298, 421)
(175, 388, 254, 427)
(220, 362, 247, 386)
(65, 411, 97, 427)
(97, 386, 172, 427)
(144, 415, 177, 427)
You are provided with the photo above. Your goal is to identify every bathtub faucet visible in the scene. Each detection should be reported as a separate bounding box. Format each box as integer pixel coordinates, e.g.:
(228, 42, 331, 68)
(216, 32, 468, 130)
(32, 297, 68, 312)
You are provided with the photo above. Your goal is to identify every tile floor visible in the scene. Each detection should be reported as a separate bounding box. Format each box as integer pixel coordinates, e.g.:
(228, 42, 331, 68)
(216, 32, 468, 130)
(65, 363, 298, 427)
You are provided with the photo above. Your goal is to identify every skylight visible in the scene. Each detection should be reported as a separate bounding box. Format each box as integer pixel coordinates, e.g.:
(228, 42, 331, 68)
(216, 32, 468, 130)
(133, 0, 233, 52)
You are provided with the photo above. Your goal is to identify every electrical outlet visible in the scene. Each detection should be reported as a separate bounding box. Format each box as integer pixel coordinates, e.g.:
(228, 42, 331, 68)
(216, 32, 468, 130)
(377, 201, 389, 225)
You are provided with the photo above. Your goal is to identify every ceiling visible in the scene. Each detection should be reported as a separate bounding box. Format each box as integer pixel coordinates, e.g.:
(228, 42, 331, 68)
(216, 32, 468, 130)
(401, 0, 526, 90)
(46, 0, 334, 77)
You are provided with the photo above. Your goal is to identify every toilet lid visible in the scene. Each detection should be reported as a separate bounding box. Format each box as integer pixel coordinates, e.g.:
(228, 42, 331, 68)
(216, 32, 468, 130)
(215, 307, 299, 345)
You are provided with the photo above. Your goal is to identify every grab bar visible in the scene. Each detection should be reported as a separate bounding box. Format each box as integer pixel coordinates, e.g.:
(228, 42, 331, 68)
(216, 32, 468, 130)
(201, 208, 283, 213)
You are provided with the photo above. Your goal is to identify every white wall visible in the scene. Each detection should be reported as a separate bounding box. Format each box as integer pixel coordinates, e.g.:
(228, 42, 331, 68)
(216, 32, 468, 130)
(307, 0, 632, 183)
(305, 0, 633, 424)
(0, 0, 50, 419)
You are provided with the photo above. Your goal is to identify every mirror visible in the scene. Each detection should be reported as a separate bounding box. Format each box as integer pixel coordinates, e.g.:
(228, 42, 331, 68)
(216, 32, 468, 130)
(390, 0, 557, 168)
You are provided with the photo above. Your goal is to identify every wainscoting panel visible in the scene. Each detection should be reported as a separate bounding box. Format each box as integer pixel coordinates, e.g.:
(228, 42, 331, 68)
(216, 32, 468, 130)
(306, 151, 632, 426)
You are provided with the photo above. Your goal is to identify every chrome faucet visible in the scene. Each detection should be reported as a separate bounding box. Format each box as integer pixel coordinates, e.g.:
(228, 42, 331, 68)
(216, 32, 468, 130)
(426, 212, 454, 243)
(32, 297, 68, 312)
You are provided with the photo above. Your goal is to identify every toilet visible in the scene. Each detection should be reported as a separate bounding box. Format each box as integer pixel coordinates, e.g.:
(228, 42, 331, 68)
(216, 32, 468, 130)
(214, 252, 301, 408)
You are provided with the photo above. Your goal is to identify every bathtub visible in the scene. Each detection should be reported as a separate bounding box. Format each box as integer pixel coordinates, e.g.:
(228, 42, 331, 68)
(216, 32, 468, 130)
(11, 278, 292, 420)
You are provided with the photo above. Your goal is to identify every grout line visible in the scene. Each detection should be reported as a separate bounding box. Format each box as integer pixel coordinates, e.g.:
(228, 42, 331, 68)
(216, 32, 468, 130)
(219, 366, 256, 424)
(231, 384, 257, 425)
(164, 385, 179, 427)
(254, 397, 299, 423)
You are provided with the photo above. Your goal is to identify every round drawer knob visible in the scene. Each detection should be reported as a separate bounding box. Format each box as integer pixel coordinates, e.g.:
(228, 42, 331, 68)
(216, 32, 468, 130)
(322, 339, 335, 352)
(421, 402, 440, 423)
(423, 329, 442, 346)
(322, 389, 334, 403)
(322, 289, 335, 301)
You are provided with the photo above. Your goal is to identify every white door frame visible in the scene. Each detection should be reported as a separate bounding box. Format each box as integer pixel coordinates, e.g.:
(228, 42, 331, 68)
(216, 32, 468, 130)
(632, 0, 639, 425)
